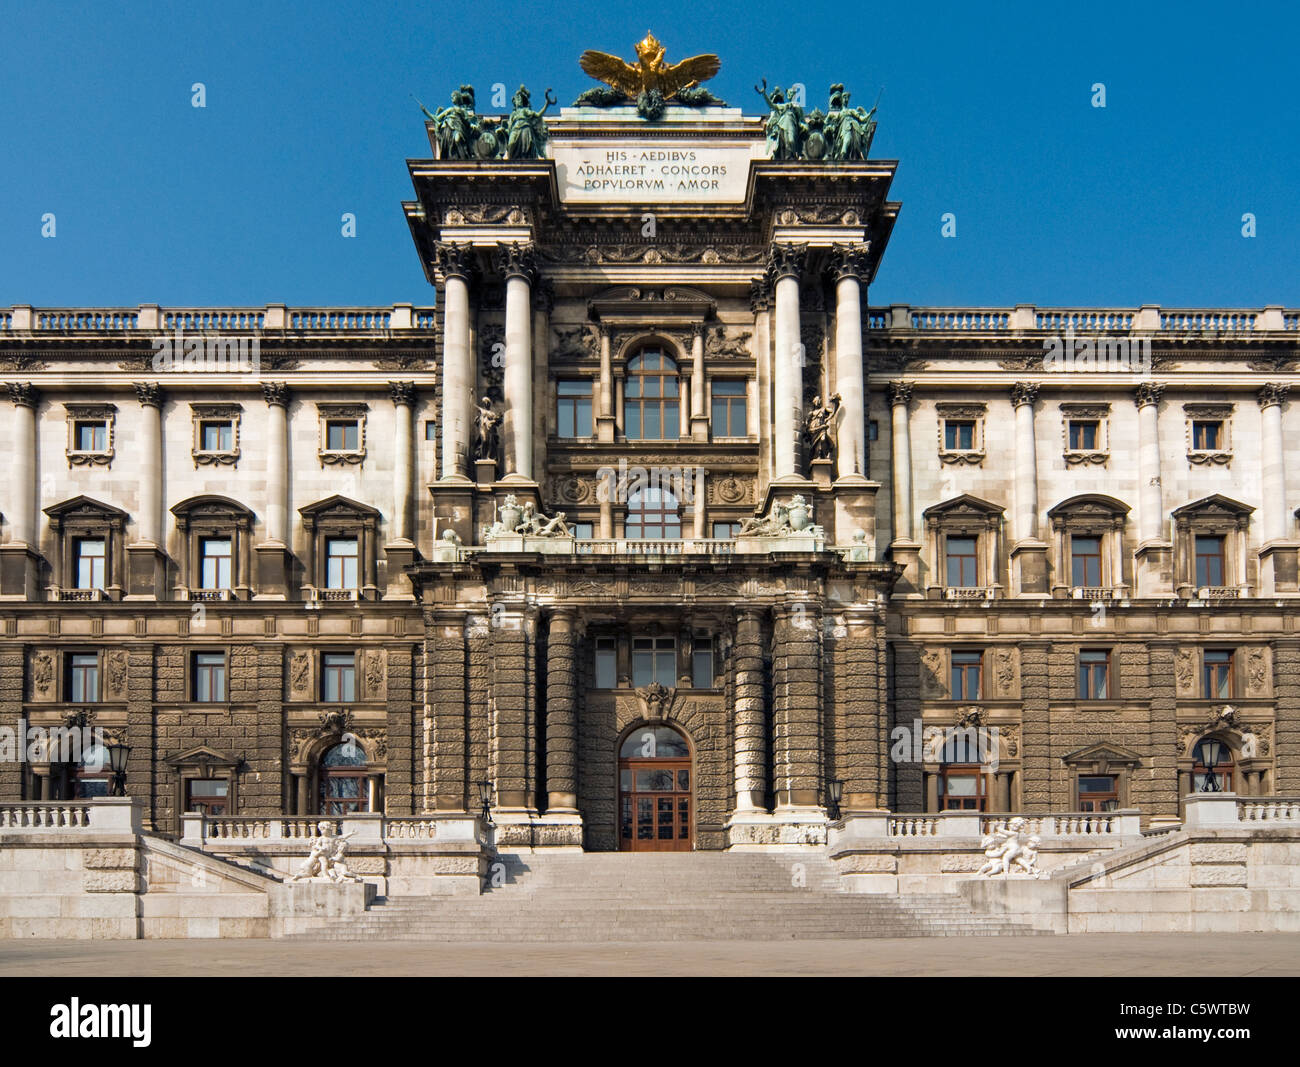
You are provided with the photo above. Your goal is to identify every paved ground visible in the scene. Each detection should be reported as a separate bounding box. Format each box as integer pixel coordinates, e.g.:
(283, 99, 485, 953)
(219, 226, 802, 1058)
(2, 934, 1297, 976)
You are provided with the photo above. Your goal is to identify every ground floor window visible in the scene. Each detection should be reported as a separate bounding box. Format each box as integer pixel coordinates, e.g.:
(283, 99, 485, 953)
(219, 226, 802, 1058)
(1077, 774, 1118, 812)
(186, 778, 230, 815)
(320, 741, 371, 814)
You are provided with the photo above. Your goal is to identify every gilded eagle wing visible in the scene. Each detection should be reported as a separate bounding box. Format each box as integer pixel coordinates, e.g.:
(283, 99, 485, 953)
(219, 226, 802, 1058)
(579, 50, 643, 96)
(659, 53, 721, 96)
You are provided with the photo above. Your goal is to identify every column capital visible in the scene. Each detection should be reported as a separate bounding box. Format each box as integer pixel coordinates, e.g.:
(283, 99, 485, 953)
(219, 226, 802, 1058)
(827, 242, 871, 283)
(494, 240, 537, 284)
(691, 321, 709, 341)
(548, 605, 577, 629)
(262, 381, 291, 408)
(389, 381, 416, 406)
(1133, 382, 1165, 408)
(736, 606, 765, 625)
(7, 382, 39, 408)
(1010, 382, 1038, 408)
(766, 242, 807, 282)
(434, 242, 474, 282)
(749, 277, 771, 312)
(1257, 382, 1290, 409)
(133, 381, 164, 408)
(888, 380, 914, 407)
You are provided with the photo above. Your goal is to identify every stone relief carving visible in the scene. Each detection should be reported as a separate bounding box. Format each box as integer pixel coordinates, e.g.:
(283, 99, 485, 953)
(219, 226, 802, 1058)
(289, 652, 312, 699)
(104, 650, 128, 701)
(1174, 649, 1197, 696)
(365, 651, 387, 700)
(636, 682, 673, 718)
(919, 649, 946, 699)
(31, 651, 55, 701)
(551, 324, 598, 360)
(711, 475, 751, 505)
(994, 647, 1018, 698)
(1246, 647, 1269, 695)
(705, 326, 753, 358)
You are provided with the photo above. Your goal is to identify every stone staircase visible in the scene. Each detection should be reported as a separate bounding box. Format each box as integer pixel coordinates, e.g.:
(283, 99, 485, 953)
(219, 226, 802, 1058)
(286, 851, 1044, 940)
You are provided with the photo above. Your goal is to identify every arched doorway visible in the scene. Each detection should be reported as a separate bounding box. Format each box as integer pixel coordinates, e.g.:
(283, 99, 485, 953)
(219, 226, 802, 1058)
(618, 724, 692, 851)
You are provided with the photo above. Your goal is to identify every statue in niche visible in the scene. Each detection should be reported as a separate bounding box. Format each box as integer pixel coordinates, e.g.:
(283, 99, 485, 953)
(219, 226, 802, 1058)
(503, 85, 557, 159)
(805, 393, 841, 464)
(754, 80, 805, 160)
(473, 396, 501, 463)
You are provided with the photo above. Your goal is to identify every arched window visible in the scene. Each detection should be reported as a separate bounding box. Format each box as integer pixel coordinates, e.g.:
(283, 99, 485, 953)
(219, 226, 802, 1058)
(320, 740, 371, 814)
(624, 349, 680, 440)
(626, 486, 680, 539)
(938, 729, 989, 811)
(1192, 737, 1234, 793)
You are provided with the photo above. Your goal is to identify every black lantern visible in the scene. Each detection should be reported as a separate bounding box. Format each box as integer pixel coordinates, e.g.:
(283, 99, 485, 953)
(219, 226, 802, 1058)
(106, 743, 131, 796)
(826, 777, 844, 821)
(1197, 738, 1226, 793)
(475, 779, 495, 825)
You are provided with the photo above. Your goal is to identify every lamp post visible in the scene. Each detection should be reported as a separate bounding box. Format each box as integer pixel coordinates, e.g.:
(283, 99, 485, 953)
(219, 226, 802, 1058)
(1198, 738, 1225, 793)
(106, 743, 131, 796)
(475, 779, 495, 826)
(826, 777, 844, 821)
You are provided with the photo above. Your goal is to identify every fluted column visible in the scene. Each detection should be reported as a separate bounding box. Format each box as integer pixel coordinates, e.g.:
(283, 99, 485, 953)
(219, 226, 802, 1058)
(133, 383, 164, 545)
(751, 281, 774, 481)
(545, 608, 578, 813)
(389, 382, 415, 542)
(597, 325, 614, 443)
(770, 244, 805, 479)
(888, 382, 914, 541)
(693, 466, 706, 538)
(831, 244, 869, 477)
(732, 609, 767, 811)
(498, 242, 535, 479)
(1259, 383, 1290, 543)
(1134, 383, 1165, 544)
(262, 383, 290, 544)
(1011, 383, 1039, 541)
(6, 384, 38, 546)
(437, 243, 473, 480)
(690, 322, 708, 441)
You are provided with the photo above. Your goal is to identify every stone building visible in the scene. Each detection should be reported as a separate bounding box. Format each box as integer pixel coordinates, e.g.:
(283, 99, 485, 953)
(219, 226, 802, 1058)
(1, 96, 1296, 854)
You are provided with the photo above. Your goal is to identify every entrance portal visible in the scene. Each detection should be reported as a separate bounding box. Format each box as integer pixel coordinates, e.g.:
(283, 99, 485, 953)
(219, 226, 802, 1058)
(618, 724, 693, 851)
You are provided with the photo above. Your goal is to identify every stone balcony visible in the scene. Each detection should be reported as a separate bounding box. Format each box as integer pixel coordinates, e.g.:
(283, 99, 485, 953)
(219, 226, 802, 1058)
(0, 303, 438, 337)
(865, 304, 1299, 336)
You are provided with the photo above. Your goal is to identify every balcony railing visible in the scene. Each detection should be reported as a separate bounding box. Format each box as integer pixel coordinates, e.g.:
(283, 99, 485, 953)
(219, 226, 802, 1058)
(574, 538, 737, 557)
(1072, 586, 1120, 601)
(315, 588, 360, 602)
(944, 586, 995, 600)
(1, 303, 436, 335)
(866, 304, 1296, 336)
(187, 588, 233, 602)
(1198, 586, 1242, 600)
(57, 588, 105, 602)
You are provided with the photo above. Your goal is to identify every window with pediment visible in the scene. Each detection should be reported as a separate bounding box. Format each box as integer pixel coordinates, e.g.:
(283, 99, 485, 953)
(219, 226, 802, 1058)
(190, 404, 241, 467)
(624, 348, 681, 440)
(936, 403, 986, 466)
(1047, 494, 1130, 598)
(1183, 403, 1233, 467)
(64, 404, 116, 468)
(1060, 403, 1110, 466)
(317, 403, 367, 466)
(1170, 494, 1253, 598)
(299, 496, 381, 601)
(923, 495, 1004, 597)
(171, 495, 254, 600)
(44, 496, 128, 601)
(1062, 743, 1141, 811)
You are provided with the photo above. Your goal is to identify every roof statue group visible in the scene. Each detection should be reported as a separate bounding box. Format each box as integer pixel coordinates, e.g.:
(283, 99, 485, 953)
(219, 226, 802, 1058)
(417, 33, 878, 159)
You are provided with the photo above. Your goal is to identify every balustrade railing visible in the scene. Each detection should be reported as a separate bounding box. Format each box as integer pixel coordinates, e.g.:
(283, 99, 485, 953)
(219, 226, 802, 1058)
(1, 305, 435, 334)
(1237, 798, 1300, 823)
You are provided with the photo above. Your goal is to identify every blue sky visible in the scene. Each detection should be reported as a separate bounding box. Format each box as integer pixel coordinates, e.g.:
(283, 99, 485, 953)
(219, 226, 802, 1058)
(2, 0, 1296, 309)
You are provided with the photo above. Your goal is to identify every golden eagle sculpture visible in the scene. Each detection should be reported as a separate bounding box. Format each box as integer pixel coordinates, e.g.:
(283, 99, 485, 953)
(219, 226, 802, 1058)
(576, 33, 725, 118)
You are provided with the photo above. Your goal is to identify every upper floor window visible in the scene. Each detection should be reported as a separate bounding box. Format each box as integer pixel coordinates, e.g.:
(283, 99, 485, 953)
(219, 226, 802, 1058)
(936, 403, 986, 466)
(192, 652, 227, 702)
(75, 538, 106, 590)
(1078, 650, 1110, 700)
(627, 486, 680, 540)
(1202, 650, 1233, 700)
(944, 420, 975, 450)
(199, 538, 232, 590)
(713, 521, 741, 540)
(67, 653, 100, 703)
(191, 403, 241, 468)
(632, 636, 676, 687)
(1078, 775, 1119, 812)
(326, 538, 359, 590)
(692, 637, 715, 688)
(327, 420, 358, 451)
(424, 419, 438, 442)
(923, 495, 1004, 597)
(950, 651, 982, 700)
(711, 380, 747, 437)
(45, 496, 129, 600)
(571, 522, 594, 539)
(1192, 421, 1222, 450)
(1068, 420, 1098, 450)
(300, 495, 381, 600)
(594, 637, 617, 689)
(1171, 494, 1253, 596)
(322, 653, 357, 702)
(172, 495, 254, 601)
(1061, 403, 1110, 465)
(65, 404, 116, 468)
(1070, 536, 1103, 587)
(557, 380, 593, 437)
(625, 350, 679, 440)
(1048, 494, 1130, 595)
(939, 731, 988, 811)
(317, 403, 367, 466)
(76, 421, 107, 451)
(946, 536, 978, 587)
(1184, 404, 1233, 466)
(1195, 535, 1226, 588)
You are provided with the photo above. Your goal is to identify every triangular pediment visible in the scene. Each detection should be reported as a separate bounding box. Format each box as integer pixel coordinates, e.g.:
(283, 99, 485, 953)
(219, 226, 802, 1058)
(1062, 742, 1143, 766)
(298, 494, 380, 520)
(1171, 493, 1254, 519)
(922, 494, 1005, 520)
(43, 495, 128, 522)
(163, 744, 240, 769)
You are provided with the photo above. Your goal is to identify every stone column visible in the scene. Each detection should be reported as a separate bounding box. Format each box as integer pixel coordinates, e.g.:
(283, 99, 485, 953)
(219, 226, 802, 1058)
(772, 601, 822, 810)
(831, 244, 869, 478)
(384, 382, 417, 600)
(751, 281, 774, 481)
(770, 244, 805, 480)
(1, 384, 40, 599)
(690, 323, 708, 441)
(1133, 382, 1172, 597)
(498, 242, 535, 480)
(732, 609, 767, 811)
(489, 604, 538, 816)
(437, 243, 473, 481)
(545, 609, 578, 813)
(255, 382, 293, 599)
(693, 466, 707, 539)
(1259, 384, 1290, 542)
(1009, 383, 1048, 595)
(127, 383, 167, 599)
(596, 325, 615, 443)
(888, 382, 914, 542)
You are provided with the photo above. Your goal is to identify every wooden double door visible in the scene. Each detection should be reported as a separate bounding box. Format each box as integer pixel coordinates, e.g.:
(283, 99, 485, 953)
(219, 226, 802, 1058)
(618, 725, 693, 851)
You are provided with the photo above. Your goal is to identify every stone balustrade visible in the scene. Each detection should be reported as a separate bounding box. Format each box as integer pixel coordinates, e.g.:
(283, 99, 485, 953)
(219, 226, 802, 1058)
(179, 811, 448, 848)
(0, 798, 141, 833)
(0, 303, 436, 335)
(877, 810, 1140, 841)
(869, 304, 1297, 335)
(1237, 797, 1300, 823)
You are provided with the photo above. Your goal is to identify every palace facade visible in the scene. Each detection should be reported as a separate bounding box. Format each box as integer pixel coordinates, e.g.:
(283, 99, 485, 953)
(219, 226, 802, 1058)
(1, 101, 1297, 853)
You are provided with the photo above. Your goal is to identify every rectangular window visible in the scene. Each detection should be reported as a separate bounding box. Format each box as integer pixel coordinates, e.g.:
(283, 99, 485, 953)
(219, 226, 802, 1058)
(185, 778, 229, 816)
(692, 637, 715, 689)
(75, 421, 107, 451)
(868, 420, 878, 442)
(944, 420, 975, 450)
(946, 536, 978, 587)
(1202, 650, 1232, 700)
(1077, 650, 1110, 700)
(1195, 535, 1225, 588)
(1071, 535, 1103, 587)
(1192, 420, 1222, 450)
(322, 653, 356, 702)
(1078, 775, 1119, 813)
(68, 654, 99, 702)
(1068, 420, 1099, 450)
(712, 522, 741, 540)
(950, 651, 982, 700)
(711, 380, 747, 436)
(74, 538, 106, 589)
(424, 420, 437, 442)
(571, 522, 593, 539)
(200, 421, 233, 451)
(193, 652, 227, 702)
(594, 637, 617, 689)
(557, 380, 593, 438)
(199, 537, 232, 589)
(326, 538, 359, 589)
(632, 637, 676, 688)
(326, 420, 359, 451)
